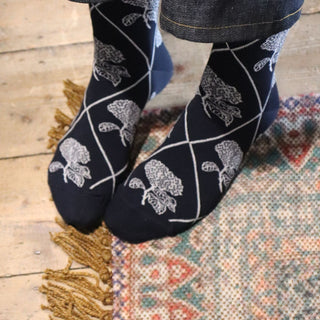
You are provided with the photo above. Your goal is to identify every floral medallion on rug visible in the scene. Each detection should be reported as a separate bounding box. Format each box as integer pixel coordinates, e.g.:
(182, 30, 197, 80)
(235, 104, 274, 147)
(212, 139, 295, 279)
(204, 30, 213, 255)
(112, 93, 320, 320)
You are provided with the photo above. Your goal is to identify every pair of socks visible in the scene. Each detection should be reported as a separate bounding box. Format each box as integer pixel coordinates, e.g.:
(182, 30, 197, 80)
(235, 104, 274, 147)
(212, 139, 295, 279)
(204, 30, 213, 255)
(48, 1, 288, 242)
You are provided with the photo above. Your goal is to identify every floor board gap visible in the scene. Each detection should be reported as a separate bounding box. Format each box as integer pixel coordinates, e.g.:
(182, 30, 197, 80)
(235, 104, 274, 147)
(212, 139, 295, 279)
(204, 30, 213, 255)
(0, 266, 89, 279)
(0, 152, 53, 161)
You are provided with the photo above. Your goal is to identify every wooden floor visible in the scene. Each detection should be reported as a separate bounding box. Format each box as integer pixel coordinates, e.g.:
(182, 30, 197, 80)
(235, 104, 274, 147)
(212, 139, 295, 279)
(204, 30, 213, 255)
(0, 0, 319, 318)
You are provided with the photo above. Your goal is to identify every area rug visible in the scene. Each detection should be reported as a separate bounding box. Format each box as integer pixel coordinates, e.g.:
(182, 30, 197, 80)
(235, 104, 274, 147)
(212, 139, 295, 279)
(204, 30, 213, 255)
(41, 82, 320, 320)
(112, 93, 320, 320)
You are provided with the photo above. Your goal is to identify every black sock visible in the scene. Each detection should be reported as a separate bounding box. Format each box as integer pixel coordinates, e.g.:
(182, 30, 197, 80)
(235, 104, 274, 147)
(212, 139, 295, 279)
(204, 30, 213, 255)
(48, 0, 173, 231)
(104, 30, 288, 243)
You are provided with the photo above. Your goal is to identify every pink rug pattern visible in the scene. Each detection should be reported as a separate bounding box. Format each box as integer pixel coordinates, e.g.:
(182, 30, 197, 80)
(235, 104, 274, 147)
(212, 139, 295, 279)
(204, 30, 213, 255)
(111, 94, 320, 320)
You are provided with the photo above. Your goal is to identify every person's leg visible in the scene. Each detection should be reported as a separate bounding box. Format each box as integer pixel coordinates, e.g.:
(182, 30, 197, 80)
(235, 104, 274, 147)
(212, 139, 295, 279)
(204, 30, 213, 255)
(48, 0, 173, 231)
(103, 30, 289, 243)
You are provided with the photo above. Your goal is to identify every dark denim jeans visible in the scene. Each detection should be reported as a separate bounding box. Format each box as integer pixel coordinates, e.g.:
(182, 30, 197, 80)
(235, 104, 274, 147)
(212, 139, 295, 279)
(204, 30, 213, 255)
(69, 0, 304, 43)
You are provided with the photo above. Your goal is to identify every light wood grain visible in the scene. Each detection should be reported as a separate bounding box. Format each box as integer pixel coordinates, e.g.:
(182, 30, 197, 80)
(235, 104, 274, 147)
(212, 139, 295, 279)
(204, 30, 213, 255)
(0, 155, 55, 220)
(0, 0, 92, 52)
(303, 0, 320, 13)
(0, 155, 86, 275)
(0, 274, 49, 320)
(0, 219, 75, 277)
(277, 14, 320, 96)
(0, 43, 93, 158)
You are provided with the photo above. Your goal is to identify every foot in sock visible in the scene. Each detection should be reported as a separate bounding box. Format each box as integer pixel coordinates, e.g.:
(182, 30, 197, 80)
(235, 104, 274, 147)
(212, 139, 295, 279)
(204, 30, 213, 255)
(104, 30, 288, 243)
(48, 0, 173, 231)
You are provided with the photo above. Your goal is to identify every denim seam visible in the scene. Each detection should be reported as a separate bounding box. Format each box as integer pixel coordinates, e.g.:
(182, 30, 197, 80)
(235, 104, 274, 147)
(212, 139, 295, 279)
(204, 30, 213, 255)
(160, 5, 303, 30)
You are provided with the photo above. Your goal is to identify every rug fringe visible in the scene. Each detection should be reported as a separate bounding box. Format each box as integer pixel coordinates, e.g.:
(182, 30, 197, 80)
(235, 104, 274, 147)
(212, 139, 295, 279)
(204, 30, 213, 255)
(50, 218, 113, 285)
(41, 80, 114, 320)
(47, 80, 85, 152)
(40, 218, 113, 320)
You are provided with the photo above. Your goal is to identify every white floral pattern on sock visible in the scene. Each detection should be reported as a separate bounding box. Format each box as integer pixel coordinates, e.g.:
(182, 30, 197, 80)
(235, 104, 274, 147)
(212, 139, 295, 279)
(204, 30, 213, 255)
(129, 159, 183, 215)
(49, 138, 92, 188)
(121, 0, 163, 47)
(202, 140, 243, 193)
(93, 37, 131, 86)
(121, 0, 160, 29)
(98, 99, 141, 147)
(199, 66, 242, 127)
(254, 30, 288, 72)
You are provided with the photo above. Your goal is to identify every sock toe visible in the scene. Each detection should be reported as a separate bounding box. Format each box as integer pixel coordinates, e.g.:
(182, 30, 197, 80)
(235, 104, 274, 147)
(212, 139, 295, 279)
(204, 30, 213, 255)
(104, 188, 172, 243)
(49, 181, 108, 232)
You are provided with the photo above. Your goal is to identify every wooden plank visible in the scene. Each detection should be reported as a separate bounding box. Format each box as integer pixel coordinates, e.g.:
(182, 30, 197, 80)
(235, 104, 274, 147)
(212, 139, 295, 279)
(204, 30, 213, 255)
(0, 0, 92, 52)
(0, 155, 56, 220)
(276, 14, 320, 96)
(302, 0, 320, 14)
(0, 274, 49, 320)
(1, 15, 319, 158)
(0, 219, 78, 277)
(0, 155, 87, 275)
(0, 43, 93, 158)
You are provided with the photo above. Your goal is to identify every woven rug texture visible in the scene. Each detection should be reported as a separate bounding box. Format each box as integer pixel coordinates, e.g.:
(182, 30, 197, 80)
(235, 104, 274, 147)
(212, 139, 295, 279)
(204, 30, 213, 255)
(111, 93, 320, 320)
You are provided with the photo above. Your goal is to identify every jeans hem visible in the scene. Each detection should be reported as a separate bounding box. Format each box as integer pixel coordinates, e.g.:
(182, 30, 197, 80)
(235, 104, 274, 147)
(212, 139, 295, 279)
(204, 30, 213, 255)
(159, 6, 302, 43)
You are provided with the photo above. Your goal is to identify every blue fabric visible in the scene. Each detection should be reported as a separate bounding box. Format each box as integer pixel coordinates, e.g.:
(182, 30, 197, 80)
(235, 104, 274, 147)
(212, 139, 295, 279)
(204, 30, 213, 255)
(48, 2, 173, 231)
(68, 0, 303, 43)
(160, 0, 303, 42)
(104, 32, 286, 243)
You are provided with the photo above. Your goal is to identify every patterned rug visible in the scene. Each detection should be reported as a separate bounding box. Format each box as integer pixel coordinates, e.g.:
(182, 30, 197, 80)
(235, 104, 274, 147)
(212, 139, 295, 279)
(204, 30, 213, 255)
(112, 93, 320, 320)
(42, 86, 320, 320)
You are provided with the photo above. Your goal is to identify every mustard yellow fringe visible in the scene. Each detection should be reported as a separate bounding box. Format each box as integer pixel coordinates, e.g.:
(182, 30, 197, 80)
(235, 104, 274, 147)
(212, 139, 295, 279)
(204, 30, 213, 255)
(39, 219, 113, 320)
(41, 80, 114, 320)
(47, 80, 85, 152)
